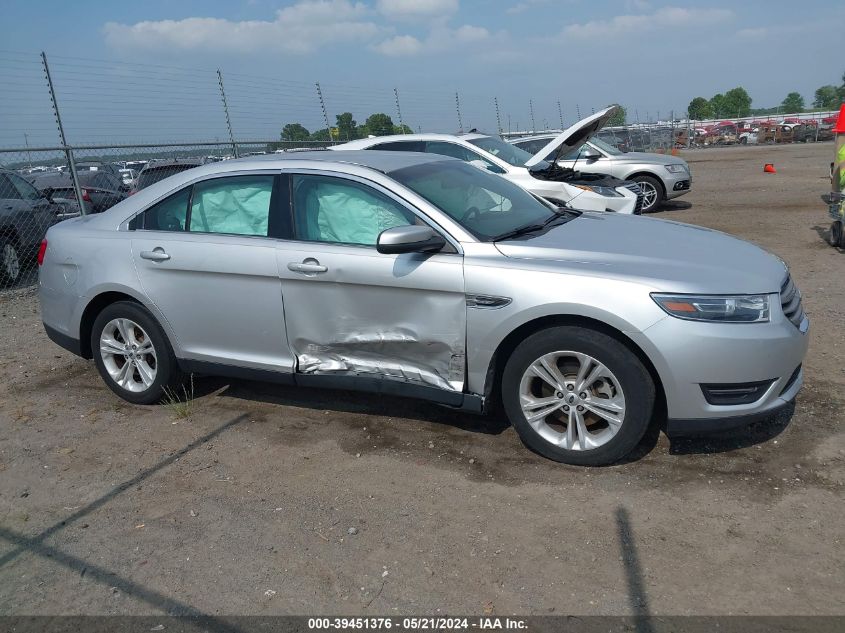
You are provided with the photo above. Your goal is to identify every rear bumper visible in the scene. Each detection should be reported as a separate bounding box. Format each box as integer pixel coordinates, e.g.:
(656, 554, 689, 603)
(44, 323, 82, 356)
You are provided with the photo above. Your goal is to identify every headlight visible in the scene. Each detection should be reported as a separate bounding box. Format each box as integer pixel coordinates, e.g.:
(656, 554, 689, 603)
(573, 184, 622, 197)
(665, 164, 687, 174)
(651, 293, 770, 323)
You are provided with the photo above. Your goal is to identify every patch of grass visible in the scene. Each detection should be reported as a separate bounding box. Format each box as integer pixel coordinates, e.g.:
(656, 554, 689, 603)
(163, 374, 195, 419)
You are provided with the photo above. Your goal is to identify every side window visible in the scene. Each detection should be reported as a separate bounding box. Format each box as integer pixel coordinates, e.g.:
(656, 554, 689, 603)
(0, 175, 21, 200)
(140, 188, 190, 231)
(515, 139, 548, 155)
(291, 175, 414, 246)
(425, 141, 472, 161)
(371, 141, 426, 152)
(189, 175, 274, 237)
(8, 173, 40, 200)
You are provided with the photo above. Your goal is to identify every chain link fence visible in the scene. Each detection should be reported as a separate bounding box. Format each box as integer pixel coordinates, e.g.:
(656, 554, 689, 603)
(1, 48, 840, 292)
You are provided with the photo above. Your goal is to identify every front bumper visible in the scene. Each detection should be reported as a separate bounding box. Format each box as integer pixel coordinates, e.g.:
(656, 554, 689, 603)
(628, 306, 809, 429)
(664, 170, 692, 200)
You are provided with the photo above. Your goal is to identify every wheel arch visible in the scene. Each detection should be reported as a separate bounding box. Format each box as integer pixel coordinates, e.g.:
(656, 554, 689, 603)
(483, 313, 666, 417)
(78, 286, 172, 359)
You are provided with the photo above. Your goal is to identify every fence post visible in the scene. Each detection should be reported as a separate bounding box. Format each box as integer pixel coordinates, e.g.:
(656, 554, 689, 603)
(394, 88, 405, 133)
(494, 97, 502, 135)
(529, 99, 536, 133)
(455, 92, 463, 133)
(316, 82, 331, 141)
(557, 101, 564, 129)
(41, 51, 86, 216)
(216, 69, 238, 158)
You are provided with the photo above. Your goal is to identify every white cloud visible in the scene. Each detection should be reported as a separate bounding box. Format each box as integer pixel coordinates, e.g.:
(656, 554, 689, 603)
(374, 34, 423, 56)
(564, 6, 732, 39)
(103, 0, 379, 54)
(507, 0, 552, 15)
(376, 0, 459, 22)
(736, 27, 767, 40)
(374, 23, 489, 56)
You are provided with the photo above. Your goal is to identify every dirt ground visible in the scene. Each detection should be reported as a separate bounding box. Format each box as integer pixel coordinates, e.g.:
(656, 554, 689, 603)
(0, 142, 843, 617)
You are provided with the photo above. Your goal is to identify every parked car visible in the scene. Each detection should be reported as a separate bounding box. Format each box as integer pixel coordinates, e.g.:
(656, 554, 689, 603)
(28, 172, 127, 214)
(332, 107, 642, 214)
(511, 132, 692, 213)
(39, 151, 808, 465)
(75, 161, 126, 183)
(118, 168, 139, 188)
(132, 159, 205, 194)
(0, 169, 75, 285)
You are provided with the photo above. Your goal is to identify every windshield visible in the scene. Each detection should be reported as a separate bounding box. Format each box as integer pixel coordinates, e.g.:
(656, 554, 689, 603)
(466, 136, 537, 168)
(390, 160, 564, 240)
(588, 137, 624, 156)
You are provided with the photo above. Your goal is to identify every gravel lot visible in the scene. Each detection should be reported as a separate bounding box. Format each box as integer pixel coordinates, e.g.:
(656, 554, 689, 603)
(0, 142, 843, 617)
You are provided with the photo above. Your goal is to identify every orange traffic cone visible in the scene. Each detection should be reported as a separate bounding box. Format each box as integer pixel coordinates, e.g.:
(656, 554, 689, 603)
(763, 163, 776, 174)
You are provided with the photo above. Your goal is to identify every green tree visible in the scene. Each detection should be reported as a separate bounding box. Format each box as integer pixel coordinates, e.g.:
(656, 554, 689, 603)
(781, 92, 805, 113)
(281, 123, 310, 142)
(813, 85, 840, 109)
(309, 128, 332, 141)
(709, 93, 727, 118)
(394, 124, 413, 134)
(687, 96, 713, 120)
(607, 105, 626, 126)
(723, 87, 752, 117)
(335, 112, 357, 140)
(364, 113, 396, 136)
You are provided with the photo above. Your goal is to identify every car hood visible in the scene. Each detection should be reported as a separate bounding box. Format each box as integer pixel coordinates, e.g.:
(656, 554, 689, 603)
(605, 151, 687, 167)
(494, 213, 786, 294)
(524, 106, 620, 168)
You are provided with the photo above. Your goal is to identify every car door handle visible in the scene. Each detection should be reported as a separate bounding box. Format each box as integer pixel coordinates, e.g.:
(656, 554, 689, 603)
(287, 261, 327, 274)
(140, 249, 171, 262)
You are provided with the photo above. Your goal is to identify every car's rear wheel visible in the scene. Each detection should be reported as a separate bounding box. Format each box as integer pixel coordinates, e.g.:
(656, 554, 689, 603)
(91, 301, 183, 404)
(501, 326, 655, 465)
(632, 175, 663, 213)
(830, 220, 844, 248)
(0, 237, 21, 287)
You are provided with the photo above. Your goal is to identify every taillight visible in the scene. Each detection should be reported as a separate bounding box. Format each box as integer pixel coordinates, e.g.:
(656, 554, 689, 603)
(37, 239, 48, 266)
(81, 188, 92, 202)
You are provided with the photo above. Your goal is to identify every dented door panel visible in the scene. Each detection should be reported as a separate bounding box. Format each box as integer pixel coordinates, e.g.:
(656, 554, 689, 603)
(276, 241, 466, 392)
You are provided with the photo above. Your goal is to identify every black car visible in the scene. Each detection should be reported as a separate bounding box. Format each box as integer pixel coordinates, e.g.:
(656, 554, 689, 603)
(0, 169, 75, 285)
(133, 158, 205, 193)
(28, 172, 127, 214)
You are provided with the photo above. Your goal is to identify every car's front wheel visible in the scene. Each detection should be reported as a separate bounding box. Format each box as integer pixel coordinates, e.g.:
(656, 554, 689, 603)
(632, 175, 663, 213)
(501, 326, 655, 466)
(91, 301, 183, 404)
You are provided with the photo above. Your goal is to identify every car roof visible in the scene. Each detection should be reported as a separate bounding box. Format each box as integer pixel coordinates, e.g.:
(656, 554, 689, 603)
(238, 149, 458, 173)
(333, 133, 490, 150)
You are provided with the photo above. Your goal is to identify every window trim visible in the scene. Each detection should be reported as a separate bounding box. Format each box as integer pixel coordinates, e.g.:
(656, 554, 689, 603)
(285, 169, 461, 254)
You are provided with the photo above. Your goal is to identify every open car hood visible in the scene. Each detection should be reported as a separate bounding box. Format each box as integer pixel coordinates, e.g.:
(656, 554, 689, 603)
(524, 105, 620, 168)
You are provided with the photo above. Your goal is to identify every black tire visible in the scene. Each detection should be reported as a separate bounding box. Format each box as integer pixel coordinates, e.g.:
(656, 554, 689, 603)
(0, 236, 21, 287)
(830, 221, 844, 248)
(90, 300, 183, 405)
(739, 136, 747, 145)
(631, 174, 664, 213)
(501, 326, 655, 466)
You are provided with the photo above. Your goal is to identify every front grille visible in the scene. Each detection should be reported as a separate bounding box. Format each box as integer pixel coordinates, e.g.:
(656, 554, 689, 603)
(624, 182, 644, 215)
(780, 274, 805, 329)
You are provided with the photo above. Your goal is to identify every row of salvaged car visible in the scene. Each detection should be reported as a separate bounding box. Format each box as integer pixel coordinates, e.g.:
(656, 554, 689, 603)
(1, 106, 692, 286)
(690, 117, 839, 146)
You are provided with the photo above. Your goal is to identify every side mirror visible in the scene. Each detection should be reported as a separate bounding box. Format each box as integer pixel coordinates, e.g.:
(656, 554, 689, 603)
(582, 149, 601, 161)
(377, 225, 446, 255)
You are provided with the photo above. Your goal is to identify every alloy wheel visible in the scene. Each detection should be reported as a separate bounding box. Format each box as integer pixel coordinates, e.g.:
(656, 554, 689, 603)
(99, 318, 158, 392)
(2, 244, 20, 281)
(518, 351, 626, 451)
(638, 181, 658, 210)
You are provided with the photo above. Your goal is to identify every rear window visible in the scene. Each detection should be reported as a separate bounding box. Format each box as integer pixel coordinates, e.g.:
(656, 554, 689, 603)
(137, 165, 198, 190)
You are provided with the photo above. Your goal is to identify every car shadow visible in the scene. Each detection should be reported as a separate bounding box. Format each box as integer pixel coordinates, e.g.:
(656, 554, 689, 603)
(199, 375, 511, 436)
(811, 223, 843, 251)
(648, 200, 692, 214)
(666, 402, 795, 455)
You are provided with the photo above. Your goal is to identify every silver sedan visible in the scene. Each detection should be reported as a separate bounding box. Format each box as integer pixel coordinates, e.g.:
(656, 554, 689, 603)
(38, 151, 808, 465)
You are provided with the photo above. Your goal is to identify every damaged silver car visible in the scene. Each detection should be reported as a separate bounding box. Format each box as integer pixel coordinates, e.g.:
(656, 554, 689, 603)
(39, 151, 808, 465)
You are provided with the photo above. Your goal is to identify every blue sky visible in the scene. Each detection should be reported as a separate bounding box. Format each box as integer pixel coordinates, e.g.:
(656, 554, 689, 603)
(2, 0, 843, 147)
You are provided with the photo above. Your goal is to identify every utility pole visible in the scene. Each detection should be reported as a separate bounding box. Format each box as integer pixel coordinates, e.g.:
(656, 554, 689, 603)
(576, 104, 581, 119)
(529, 99, 536, 132)
(23, 133, 32, 169)
(394, 88, 405, 133)
(455, 92, 464, 132)
(316, 82, 331, 141)
(42, 51, 85, 215)
(557, 101, 564, 129)
(217, 69, 238, 158)
(494, 97, 502, 135)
